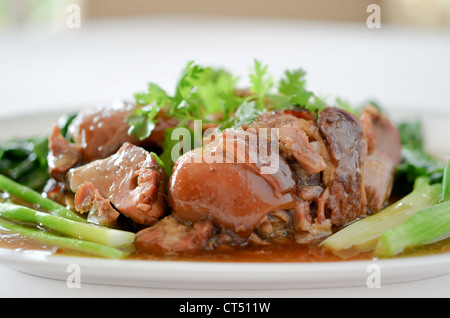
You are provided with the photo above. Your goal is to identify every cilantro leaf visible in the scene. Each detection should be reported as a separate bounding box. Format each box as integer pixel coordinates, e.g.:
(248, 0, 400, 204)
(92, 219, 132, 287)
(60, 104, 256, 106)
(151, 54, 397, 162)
(129, 82, 171, 140)
(135, 83, 169, 107)
(305, 95, 328, 113)
(273, 68, 329, 114)
(278, 69, 307, 96)
(170, 62, 242, 122)
(127, 60, 362, 176)
(249, 60, 273, 110)
(127, 105, 159, 141)
(173, 61, 204, 107)
(232, 101, 261, 128)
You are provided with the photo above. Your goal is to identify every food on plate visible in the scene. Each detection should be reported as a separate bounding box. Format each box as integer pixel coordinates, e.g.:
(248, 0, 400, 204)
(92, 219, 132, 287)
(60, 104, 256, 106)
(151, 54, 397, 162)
(68, 142, 167, 226)
(0, 60, 449, 261)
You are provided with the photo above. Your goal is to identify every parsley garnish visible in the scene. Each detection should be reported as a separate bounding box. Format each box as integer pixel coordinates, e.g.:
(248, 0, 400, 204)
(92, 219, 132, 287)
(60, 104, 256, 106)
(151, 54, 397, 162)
(127, 60, 356, 174)
(249, 60, 274, 110)
(232, 101, 260, 129)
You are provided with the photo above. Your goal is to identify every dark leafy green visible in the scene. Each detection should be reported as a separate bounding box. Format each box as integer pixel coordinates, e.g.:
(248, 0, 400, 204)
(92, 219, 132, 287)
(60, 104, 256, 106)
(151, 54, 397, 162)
(394, 119, 445, 194)
(0, 113, 77, 191)
(0, 136, 49, 191)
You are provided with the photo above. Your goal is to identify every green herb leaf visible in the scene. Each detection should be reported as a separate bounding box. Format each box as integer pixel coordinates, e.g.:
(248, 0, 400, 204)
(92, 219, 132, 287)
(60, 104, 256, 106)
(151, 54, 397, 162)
(135, 83, 169, 107)
(249, 60, 273, 110)
(127, 105, 159, 141)
(127, 60, 351, 175)
(397, 120, 424, 150)
(232, 101, 261, 128)
(276, 68, 327, 113)
(278, 69, 307, 96)
(393, 119, 445, 194)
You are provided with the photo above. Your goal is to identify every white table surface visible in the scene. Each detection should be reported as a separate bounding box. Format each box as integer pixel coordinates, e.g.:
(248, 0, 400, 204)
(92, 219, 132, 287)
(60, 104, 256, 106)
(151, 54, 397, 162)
(1, 15, 450, 298)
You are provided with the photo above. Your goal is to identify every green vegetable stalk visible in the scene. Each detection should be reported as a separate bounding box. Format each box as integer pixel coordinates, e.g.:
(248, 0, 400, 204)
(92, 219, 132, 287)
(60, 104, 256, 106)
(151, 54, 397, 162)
(375, 160, 450, 257)
(0, 218, 128, 259)
(440, 159, 450, 203)
(0, 174, 85, 222)
(320, 177, 442, 257)
(374, 201, 450, 258)
(0, 202, 135, 248)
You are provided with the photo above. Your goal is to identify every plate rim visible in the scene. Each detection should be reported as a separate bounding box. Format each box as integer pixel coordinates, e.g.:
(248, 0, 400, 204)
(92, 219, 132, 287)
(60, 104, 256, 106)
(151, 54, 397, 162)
(0, 247, 449, 289)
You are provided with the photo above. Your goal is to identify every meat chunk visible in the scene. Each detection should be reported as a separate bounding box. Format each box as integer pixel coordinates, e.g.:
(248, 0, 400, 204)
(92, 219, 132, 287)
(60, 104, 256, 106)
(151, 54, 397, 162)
(68, 142, 167, 226)
(360, 105, 402, 166)
(47, 101, 178, 188)
(168, 106, 400, 246)
(67, 101, 178, 164)
(255, 210, 292, 240)
(252, 112, 327, 175)
(317, 107, 368, 227)
(68, 101, 138, 163)
(169, 128, 297, 238)
(73, 181, 120, 225)
(47, 126, 82, 182)
(135, 215, 214, 253)
(360, 105, 402, 212)
(364, 150, 395, 212)
(136, 104, 402, 252)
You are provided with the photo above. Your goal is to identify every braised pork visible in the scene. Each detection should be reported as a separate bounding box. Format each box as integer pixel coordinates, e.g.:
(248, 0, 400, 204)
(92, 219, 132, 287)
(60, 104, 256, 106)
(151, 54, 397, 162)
(316, 107, 368, 227)
(68, 142, 167, 226)
(360, 105, 402, 166)
(68, 101, 178, 164)
(68, 101, 139, 163)
(165, 106, 402, 250)
(47, 126, 82, 182)
(168, 128, 297, 239)
(51, 101, 402, 253)
(252, 112, 327, 175)
(135, 215, 214, 253)
(47, 101, 178, 186)
(360, 105, 402, 212)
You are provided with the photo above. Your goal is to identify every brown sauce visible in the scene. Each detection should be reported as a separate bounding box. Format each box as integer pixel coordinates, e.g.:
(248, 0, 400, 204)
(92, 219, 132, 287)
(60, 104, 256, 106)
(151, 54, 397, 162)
(127, 237, 450, 262)
(128, 240, 373, 262)
(1, 191, 449, 262)
(1, 228, 449, 262)
(0, 232, 56, 253)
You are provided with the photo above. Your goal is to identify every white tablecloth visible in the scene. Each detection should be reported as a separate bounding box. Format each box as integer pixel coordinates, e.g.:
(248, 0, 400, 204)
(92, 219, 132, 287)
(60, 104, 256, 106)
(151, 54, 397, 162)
(0, 15, 449, 298)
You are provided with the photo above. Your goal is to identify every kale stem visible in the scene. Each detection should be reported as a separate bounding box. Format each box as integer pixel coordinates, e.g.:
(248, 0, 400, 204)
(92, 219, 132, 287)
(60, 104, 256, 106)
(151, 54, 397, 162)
(0, 202, 135, 248)
(0, 218, 129, 259)
(0, 174, 85, 222)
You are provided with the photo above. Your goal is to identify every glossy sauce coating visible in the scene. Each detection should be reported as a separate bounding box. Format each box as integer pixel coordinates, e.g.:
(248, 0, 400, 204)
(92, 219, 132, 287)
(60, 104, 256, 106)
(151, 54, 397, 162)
(169, 148, 296, 238)
(2, 230, 448, 262)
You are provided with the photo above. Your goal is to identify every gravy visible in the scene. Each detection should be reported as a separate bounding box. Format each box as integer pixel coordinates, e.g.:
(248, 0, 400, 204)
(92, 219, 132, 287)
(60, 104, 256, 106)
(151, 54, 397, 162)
(1, 229, 449, 262)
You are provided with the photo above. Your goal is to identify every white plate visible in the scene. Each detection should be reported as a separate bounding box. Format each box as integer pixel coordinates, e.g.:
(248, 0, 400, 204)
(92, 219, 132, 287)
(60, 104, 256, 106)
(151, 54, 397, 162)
(0, 110, 449, 290)
(0, 248, 449, 289)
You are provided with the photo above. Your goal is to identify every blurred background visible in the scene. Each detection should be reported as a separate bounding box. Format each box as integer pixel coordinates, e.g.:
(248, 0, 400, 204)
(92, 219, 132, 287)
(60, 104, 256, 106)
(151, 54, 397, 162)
(2, 0, 450, 30)
(1, 0, 450, 124)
